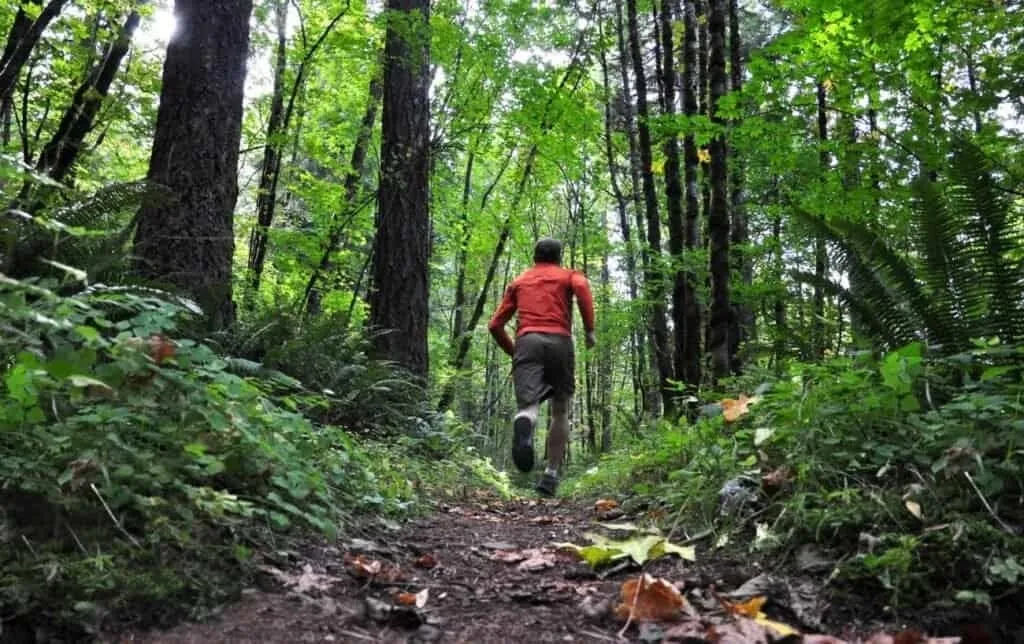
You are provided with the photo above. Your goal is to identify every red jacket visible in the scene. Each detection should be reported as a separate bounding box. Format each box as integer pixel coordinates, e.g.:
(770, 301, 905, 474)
(488, 262, 595, 356)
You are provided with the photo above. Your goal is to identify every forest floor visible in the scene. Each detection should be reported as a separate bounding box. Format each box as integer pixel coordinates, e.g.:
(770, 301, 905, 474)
(106, 493, 999, 644)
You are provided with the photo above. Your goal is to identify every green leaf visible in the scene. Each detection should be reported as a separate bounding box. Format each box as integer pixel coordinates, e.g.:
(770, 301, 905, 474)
(68, 375, 112, 391)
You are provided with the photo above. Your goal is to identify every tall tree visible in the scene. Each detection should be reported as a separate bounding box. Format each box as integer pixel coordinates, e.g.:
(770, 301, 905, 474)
(369, 0, 432, 378)
(812, 80, 829, 359)
(0, 0, 70, 114)
(658, 0, 689, 400)
(706, 0, 731, 379)
(626, 0, 675, 413)
(614, 0, 659, 416)
(727, 0, 752, 372)
(246, 2, 351, 294)
(133, 0, 254, 331)
(34, 9, 142, 183)
(679, 0, 702, 389)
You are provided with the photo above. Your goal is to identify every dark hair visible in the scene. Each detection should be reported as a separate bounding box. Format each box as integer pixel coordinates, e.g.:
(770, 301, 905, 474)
(533, 238, 563, 264)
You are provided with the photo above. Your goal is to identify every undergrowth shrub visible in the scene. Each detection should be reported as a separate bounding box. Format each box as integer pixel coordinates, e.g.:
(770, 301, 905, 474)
(566, 341, 1024, 608)
(0, 272, 505, 637)
(211, 307, 429, 434)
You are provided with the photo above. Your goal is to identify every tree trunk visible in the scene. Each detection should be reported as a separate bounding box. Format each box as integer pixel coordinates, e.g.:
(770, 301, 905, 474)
(0, 0, 70, 109)
(369, 0, 432, 378)
(727, 0, 752, 373)
(34, 9, 142, 182)
(626, 0, 675, 415)
(812, 80, 828, 360)
(246, 0, 288, 294)
(614, 0, 659, 417)
(772, 192, 786, 370)
(659, 0, 687, 398)
(246, 2, 351, 295)
(598, 8, 640, 428)
(680, 0, 702, 390)
(706, 0, 731, 380)
(301, 73, 383, 315)
(133, 0, 253, 331)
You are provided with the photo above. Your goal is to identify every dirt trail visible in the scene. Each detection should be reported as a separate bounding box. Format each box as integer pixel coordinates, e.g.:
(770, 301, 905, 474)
(108, 496, 991, 644)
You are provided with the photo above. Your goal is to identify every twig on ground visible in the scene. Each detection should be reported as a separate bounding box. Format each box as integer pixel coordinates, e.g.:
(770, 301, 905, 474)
(66, 523, 88, 555)
(573, 627, 620, 642)
(964, 472, 1017, 535)
(338, 629, 376, 641)
(90, 483, 141, 548)
(21, 534, 38, 557)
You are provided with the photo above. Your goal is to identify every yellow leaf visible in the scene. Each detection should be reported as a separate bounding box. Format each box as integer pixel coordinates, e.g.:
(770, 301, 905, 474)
(822, 78, 835, 92)
(905, 499, 923, 520)
(697, 148, 711, 164)
(651, 159, 665, 175)
(728, 595, 767, 617)
(755, 615, 801, 637)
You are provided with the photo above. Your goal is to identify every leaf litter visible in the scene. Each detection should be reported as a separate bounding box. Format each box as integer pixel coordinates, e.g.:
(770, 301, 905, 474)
(120, 495, 993, 644)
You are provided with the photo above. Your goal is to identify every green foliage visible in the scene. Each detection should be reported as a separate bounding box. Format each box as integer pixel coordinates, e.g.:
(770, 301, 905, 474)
(793, 141, 1024, 354)
(0, 266, 506, 636)
(567, 342, 1024, 607)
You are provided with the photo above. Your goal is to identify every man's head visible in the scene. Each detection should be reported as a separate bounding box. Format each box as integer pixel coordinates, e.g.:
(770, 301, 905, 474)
(533, 238, 563, 265)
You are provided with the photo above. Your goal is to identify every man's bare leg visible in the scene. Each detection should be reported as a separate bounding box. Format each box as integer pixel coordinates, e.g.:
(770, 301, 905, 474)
(545, 396, 570, 471)
(537, 396, 569, 496)
(511, 402, 540, 472)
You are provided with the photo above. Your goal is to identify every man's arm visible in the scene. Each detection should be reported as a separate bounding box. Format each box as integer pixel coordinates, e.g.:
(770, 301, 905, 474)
(488, 285, 517, 357)
(570, 272, 596, 347)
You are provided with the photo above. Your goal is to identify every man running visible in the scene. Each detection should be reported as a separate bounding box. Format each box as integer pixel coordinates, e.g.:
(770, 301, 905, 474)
(488, 238, 596, 496)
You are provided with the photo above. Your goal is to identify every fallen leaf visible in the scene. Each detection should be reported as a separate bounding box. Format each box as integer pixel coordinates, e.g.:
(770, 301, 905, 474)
(396, 592, 418, 606)
(721, 394, 760, 422)
(649, 539, 697, 562)
(490, 549, 528, 563)
(725, 595, 767, 617)
(595, 498, 619, 512)
(258, 563, 340, 595)
(614, 574, 690, 622)
(344, 553, 382, 577)
(905, 499, 924, 520)
(761, 466, 795, 492)
(556, 533, 697, 569)
(481, 541, 517, 550)
(517, 550, 556, 572)
(755, 614, 800, 637)
(414, 554, 438, 569)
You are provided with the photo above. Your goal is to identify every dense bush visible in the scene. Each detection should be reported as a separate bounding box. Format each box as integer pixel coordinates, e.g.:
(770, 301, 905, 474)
(566, 341, 1024, 608)
(0, 272, 505, 637)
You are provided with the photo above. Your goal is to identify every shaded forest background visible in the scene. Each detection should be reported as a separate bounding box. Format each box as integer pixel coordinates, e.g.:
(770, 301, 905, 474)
(1, 0, 1023, 638)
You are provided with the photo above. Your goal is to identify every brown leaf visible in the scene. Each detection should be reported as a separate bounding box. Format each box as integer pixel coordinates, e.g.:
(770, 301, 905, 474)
(343, 553, 402, 582)
(761, 466, 795, 492)
(595, 498, 619, 513)
(613, 574, 690, 623)
(415, 554, 438, 569)
(396, 592, 418, 606)
(517, 551, 556, 572)
(721, 394, 757, 423)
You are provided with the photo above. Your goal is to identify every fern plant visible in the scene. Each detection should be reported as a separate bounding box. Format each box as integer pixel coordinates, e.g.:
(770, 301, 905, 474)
(794, 139, 1024, 354)
(2, 154, 174, 281)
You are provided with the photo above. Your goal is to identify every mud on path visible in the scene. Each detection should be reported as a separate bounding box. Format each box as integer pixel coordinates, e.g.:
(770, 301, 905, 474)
(108, 495, 995, 644)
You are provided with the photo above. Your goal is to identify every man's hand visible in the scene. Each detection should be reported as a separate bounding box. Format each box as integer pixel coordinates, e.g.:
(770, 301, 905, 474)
(585, 330, 596, 349)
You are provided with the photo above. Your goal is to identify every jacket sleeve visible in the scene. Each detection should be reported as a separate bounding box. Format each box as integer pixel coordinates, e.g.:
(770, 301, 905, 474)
(570, 272, 596, 333)
(488, 284, 517, 357)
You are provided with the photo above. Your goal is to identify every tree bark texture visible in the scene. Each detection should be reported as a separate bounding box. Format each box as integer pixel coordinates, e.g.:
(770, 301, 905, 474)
(0, 0, 69, 108)
(659, 0, 689, 400)
(369, 0, 432, 378)
(614, 0, 659, 417)
(133, 0, 253, 331)
(727, 0, 752, 372)
(626, 0, 675, 414)
(707, 0, 732, 380)
(247, 0, 288, 294)
(812, 80, 828, 360)
(680, 0, 702, 389)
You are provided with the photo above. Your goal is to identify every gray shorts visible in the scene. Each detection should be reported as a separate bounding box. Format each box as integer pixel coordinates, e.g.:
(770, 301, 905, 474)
(512, 332, 575, 408)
